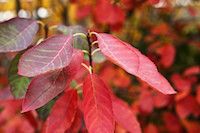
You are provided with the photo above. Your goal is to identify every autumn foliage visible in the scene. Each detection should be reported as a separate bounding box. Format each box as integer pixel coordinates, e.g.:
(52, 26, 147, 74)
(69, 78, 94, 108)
(0, 0, 200, 133)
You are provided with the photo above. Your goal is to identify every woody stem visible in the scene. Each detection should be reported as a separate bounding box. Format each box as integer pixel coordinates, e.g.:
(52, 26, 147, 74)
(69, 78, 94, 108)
(87, 33, 93, 73)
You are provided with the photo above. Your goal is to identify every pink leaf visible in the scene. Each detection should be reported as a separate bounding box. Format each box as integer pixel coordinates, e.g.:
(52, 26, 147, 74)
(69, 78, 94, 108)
(45, 89, 78, 133)
(111, 95, 141, 133)
(0, 17, 38, 52)
(138, 90, 154, 114)
(18, 35, 73, 77)
(22, 50, 83, 112)
(83, 74, 114, 133)
(94, 33, 176, 94)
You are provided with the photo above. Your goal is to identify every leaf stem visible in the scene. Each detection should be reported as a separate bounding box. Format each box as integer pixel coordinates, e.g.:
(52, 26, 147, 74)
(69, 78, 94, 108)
(91, 48, 100, 56)
(15, 0, 21, 15)
(44, 24, 49, 39)
(91, 41, 98, 47)
(81, 63, 92, 74)
(87, 33, 93, 73)
(82, 50, 89, 55)
(73, 33, 87, 39)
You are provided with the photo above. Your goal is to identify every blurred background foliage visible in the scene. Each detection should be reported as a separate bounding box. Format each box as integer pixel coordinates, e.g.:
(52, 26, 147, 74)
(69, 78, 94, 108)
(0, 0, 200, 132)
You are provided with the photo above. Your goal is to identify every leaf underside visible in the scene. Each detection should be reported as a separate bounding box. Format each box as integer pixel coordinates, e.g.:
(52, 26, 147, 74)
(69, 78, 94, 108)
(0, 17, 38, 52)
(22, 50, 83, 112)
(18, 35, 73, 77)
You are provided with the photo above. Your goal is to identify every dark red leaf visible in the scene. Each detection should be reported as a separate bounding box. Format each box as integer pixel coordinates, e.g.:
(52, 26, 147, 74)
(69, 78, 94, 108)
(45, 89, 78, 133)
(0, 17, 38, 52)
(95, 33, 176, 94)
(163, 112, 183, 133)
(111, 95, 141, 133)
(196, 85, 200, 105)
(18, 35, 73, 77)
(83, 74, 114, 133)
(22, 50, 83, 112)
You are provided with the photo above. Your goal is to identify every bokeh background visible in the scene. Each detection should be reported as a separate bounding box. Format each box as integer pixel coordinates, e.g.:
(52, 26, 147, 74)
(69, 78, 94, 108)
(0, 0, 200, 132)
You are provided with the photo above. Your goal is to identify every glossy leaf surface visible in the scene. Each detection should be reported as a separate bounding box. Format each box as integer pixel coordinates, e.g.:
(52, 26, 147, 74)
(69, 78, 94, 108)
(0, 17, 38, 52)
(18, 35, 73, 77)
(95, 33, 176, 94)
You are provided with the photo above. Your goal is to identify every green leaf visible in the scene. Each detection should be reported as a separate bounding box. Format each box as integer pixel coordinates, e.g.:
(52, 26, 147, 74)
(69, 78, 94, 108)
(84, 50, 106, 63)
(8, 53, 30, 98)
(36, 98, 57, 120)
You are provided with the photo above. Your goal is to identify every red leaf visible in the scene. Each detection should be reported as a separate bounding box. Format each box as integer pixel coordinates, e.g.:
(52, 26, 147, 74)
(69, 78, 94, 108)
(144, 124, 158, 133)
(138, 90, 154, 114)
(156, 44, 175, 68)
(0, 17, 38, 53)
(83, 74, 114, 133)
(95, 33, 176, 94)
(23, 111, 38, 129)
(152, 91, 171, 108)
(93, 0, 125, 28)
(148, 0, 159, 5)
(171, 74, 191, 92)
(184, 66, 200, 76)
(22, 50, 83, 112)
(18, 35, 73, 77)
(196, 85, 200, 105)
(111, 96, 141, 133)
(176, 95, 200, 119)
(163, 112, 183, 133)
(65, 109, 82, 133)
(182, 119, 200, 133)
(45, 89, 78, 133)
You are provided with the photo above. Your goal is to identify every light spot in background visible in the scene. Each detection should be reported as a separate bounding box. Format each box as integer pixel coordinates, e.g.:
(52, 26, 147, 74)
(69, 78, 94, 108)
(175, 0, 191, 6)
(154, 0, 167, 8)
(0, 0, 7, 3)
(37, 7, 49, 18)
(0, 11, 15, 22)
(18, 9, 31, 18)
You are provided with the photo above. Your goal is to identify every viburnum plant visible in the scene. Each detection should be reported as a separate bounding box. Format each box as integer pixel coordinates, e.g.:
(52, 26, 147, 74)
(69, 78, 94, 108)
(0, 17, 176, 133)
